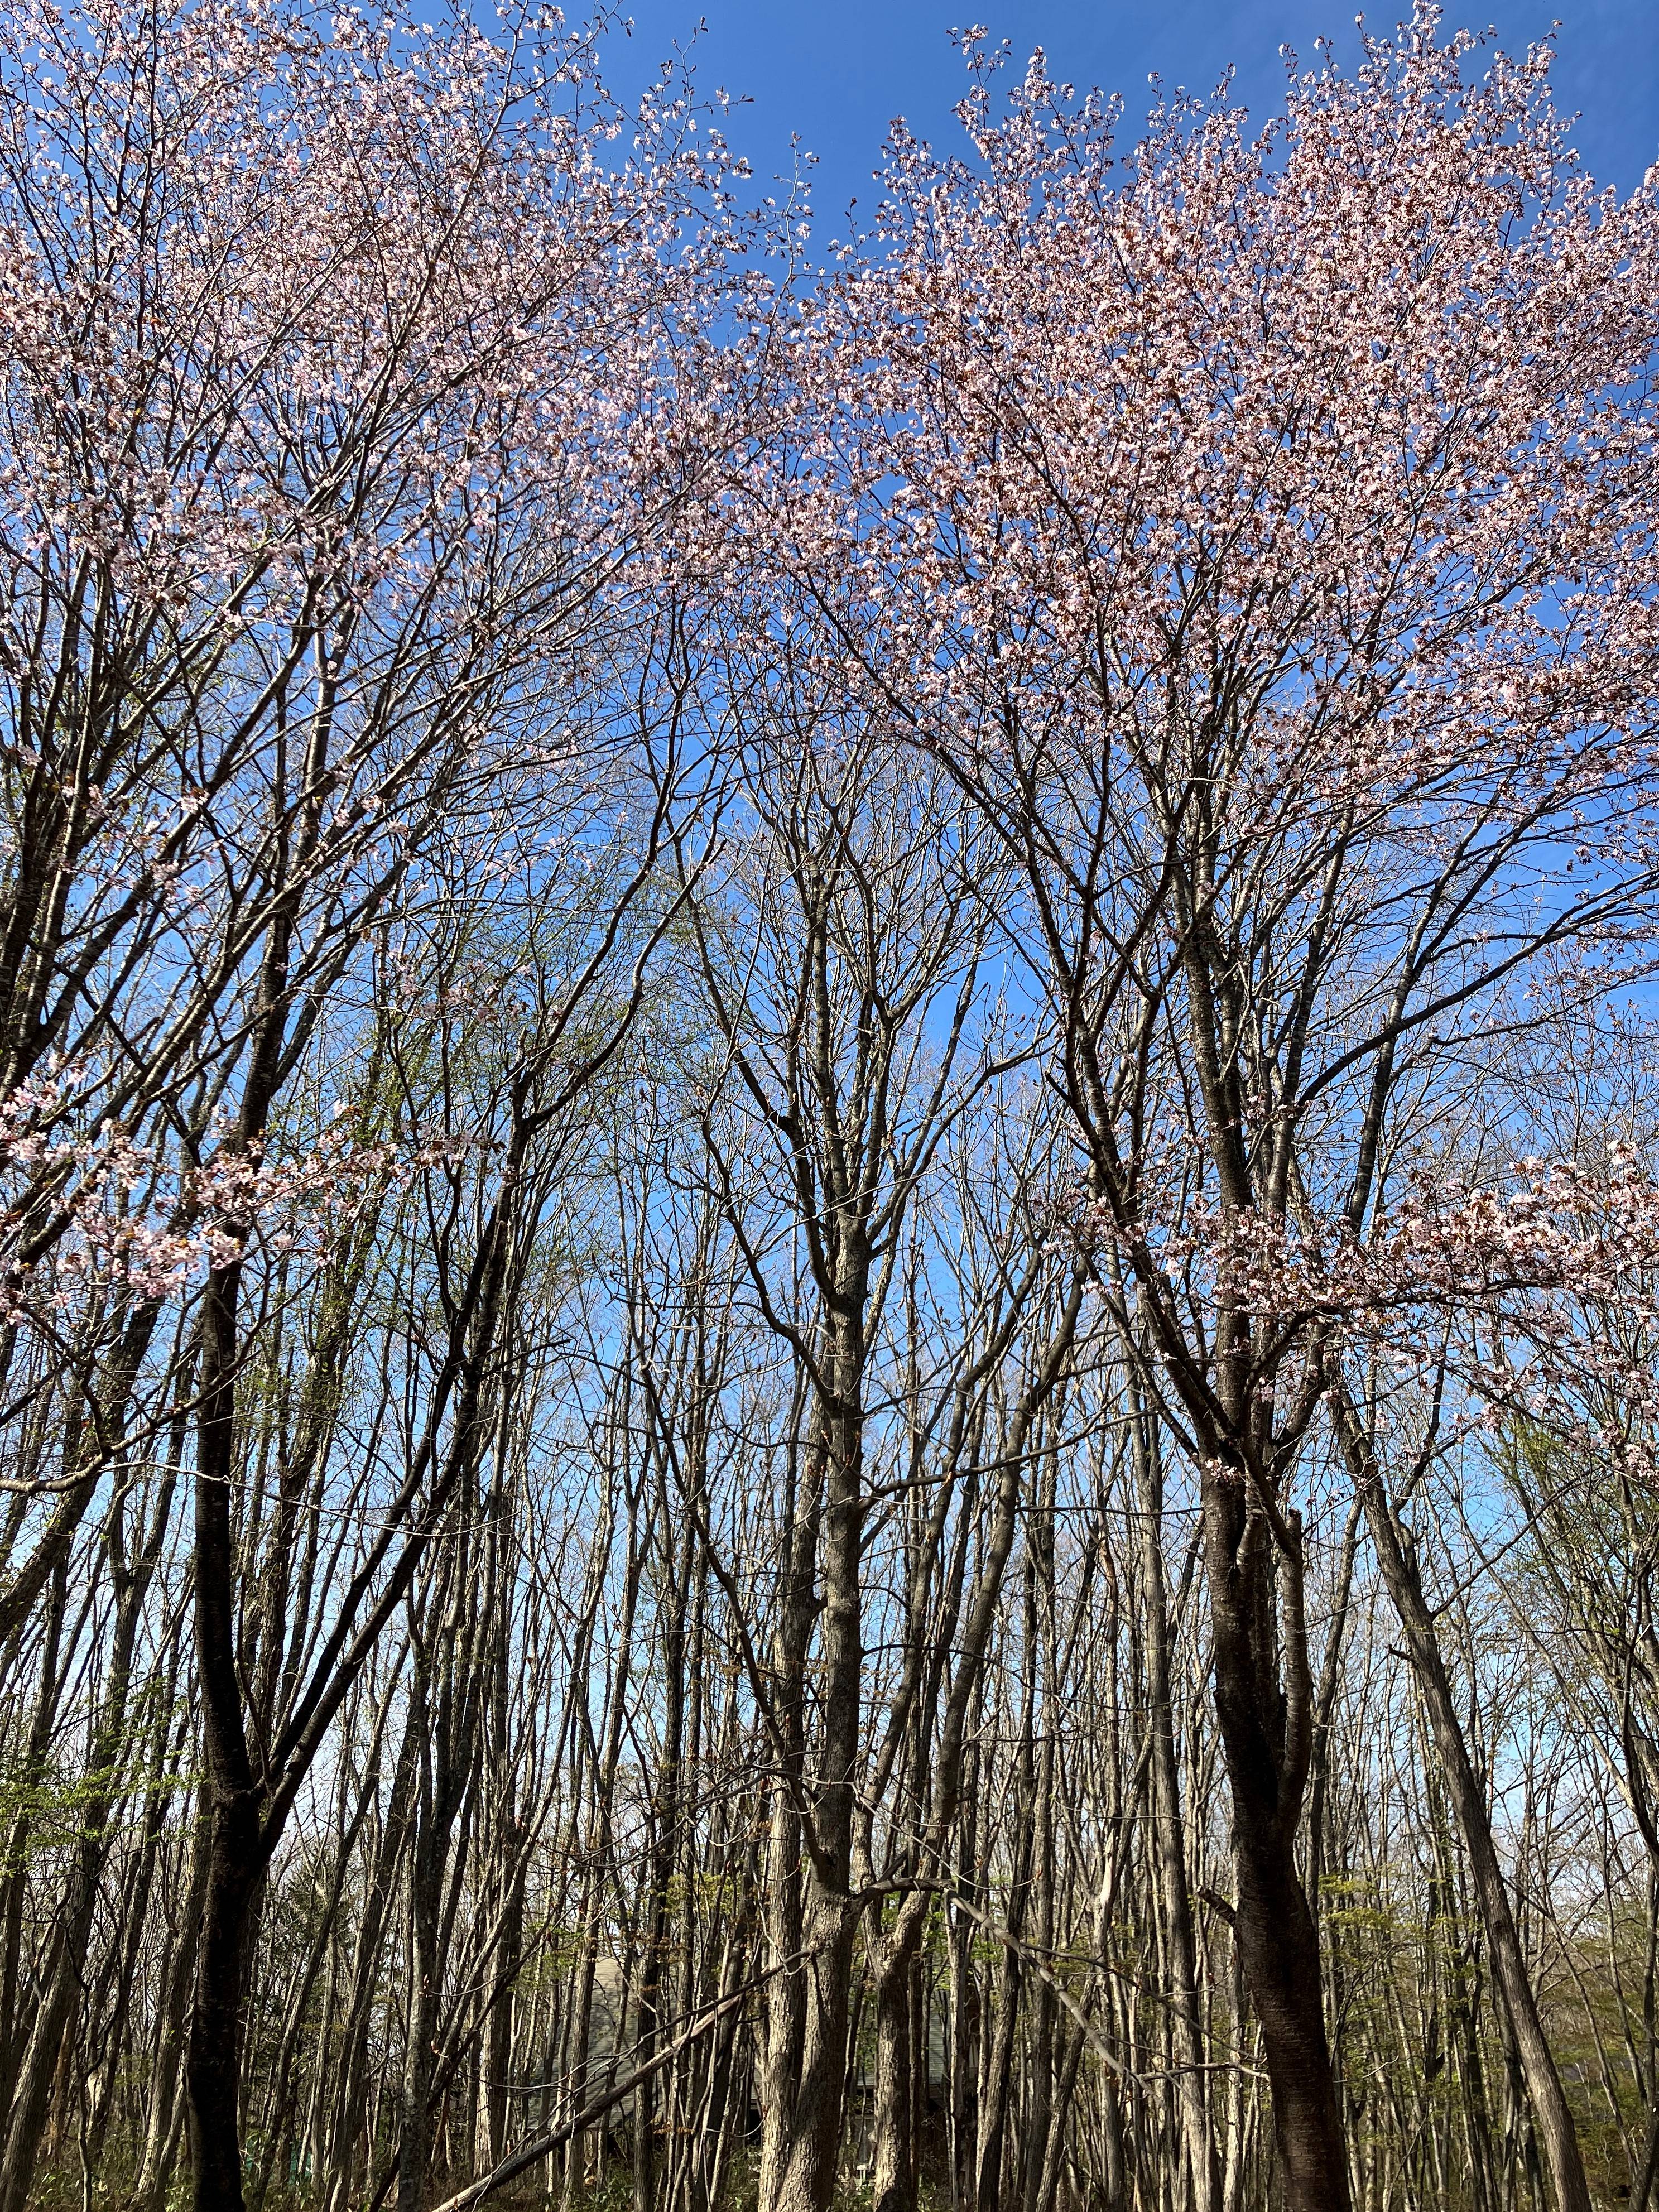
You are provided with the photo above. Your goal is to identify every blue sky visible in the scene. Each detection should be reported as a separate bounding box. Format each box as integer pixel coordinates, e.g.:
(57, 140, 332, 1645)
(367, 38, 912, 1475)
(609, 0, 1658, 220)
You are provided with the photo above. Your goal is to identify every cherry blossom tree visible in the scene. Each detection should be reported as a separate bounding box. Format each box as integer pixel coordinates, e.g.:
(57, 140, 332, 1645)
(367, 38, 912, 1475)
(0, 2, 760, 2204)
(751, 15, 1659, 2208)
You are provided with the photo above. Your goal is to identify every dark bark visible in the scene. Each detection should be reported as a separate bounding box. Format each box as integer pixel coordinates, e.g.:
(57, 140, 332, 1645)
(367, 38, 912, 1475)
(1133, 1407, 1219, 2212)
(188, 1245, 264, 2212)
(1203, 1476, 1350, 2212)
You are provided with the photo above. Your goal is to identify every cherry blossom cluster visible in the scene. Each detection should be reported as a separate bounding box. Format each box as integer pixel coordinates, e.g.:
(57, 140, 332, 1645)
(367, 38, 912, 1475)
(0, 0, 757, 623)
(0, 1102, 408, 1325)
(733, 9, 1659, 891)
(1056, 1145, 1659, 1333)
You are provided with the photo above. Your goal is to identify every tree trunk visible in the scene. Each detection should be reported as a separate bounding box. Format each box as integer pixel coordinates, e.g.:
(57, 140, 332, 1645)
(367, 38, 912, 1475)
(188, 1252, 265, 2212)
(759, 1326, 864, 2212)
(1134, 1412, 1220, 2212)
(1203, 1477, 1349, 2212)
(186, 1782, 263, 2212)
(761, 1896, 858, 2212)
(869, 1920, 922, 2212)
(1331, 1384, 1593, 2212)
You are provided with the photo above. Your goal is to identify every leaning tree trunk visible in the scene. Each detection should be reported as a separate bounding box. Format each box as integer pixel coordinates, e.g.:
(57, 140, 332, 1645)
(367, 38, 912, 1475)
(1331, 1384, 1593, 2212)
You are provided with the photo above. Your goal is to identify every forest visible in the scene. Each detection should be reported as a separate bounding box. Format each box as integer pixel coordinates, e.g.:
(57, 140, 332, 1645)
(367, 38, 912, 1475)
(1, 4, 1657, 2210)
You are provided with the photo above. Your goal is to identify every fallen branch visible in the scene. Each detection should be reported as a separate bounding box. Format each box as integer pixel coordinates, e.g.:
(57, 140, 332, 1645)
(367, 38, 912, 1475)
(429, 1969, 772, 2212)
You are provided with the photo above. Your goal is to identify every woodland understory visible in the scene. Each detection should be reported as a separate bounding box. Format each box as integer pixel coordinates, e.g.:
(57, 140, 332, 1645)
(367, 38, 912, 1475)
(3, 4, 1659, 2211)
